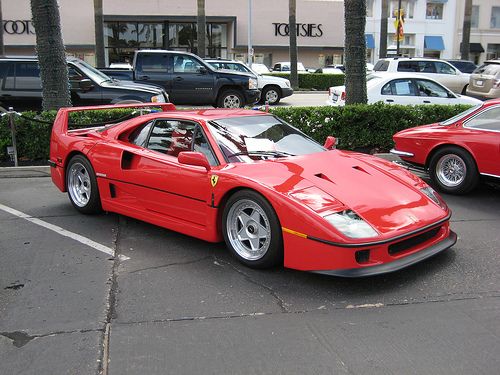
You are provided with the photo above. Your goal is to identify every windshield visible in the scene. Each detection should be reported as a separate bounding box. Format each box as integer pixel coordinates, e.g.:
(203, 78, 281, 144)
(439, 104, 483, 125)
(208, 115, 325, 163)
(73, 60, 113, 85)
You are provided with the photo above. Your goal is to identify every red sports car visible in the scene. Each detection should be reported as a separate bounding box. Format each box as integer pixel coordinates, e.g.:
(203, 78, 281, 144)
(49, 103, 456, 277)
(392, 99, 500, 195)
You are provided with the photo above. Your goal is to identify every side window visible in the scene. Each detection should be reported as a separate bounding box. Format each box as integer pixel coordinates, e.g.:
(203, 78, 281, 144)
(421, 61, 436, 73)
(416, 79, 449, 97)
(145, 119, 195, 157)
(4, 63, 41, 90)
(465, 107, 500, 131)
(173, 56, 204, 73)
(194, 126, 218, 166)
(128, 120, 154, 148)
(140, 54, 169, 73)
(381, 79, 416, 96)
(398, 61, 419, 72)
(435, 62, 456, 75)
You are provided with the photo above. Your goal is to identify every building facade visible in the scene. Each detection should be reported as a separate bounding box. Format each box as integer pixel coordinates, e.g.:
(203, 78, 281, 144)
(2, 0, 499, 70)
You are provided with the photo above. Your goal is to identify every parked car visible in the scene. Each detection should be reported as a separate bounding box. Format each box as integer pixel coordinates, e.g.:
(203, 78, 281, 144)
(272, 61, 308, 73)
(101, 50, 260, 108)
(445, 60, 477, 74)
(326, 73, 482, 106)
(391, 99, 500, 194)
(49, 103, 456, 277)
(374, 58, 470, 95)
(0, 56, 168, 111)
(315, 65, 344, 74)
(205, 59, 293, 104)
(466, 60, 500, 100)
(250, 63, 271, 74)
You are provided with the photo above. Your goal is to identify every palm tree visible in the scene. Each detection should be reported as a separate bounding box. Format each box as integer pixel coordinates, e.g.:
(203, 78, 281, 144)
(461, 0, 472, 61)
(30, 0, 71, 110)
(197, 0, 206, 57)
(344, 0, 367, 105)
(289, 0, 298, 88)
(94, 0, 105, 68)
(379, 0, 388, 58)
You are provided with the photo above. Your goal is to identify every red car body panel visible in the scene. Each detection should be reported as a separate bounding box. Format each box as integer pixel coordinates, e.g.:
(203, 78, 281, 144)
(50, 103, 456, 276)
(393, 99, 500, 178)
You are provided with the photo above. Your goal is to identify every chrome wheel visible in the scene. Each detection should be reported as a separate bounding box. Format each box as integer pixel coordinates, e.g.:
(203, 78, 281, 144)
(66, 155, 102, 214)
(226, 199, 271, 261)
(222, 190, 283, 268)
(435, 154, 466, 188)
(218, 89, 244, 108)
(263, 88, 280, 104)
(68, 162, 92, 207)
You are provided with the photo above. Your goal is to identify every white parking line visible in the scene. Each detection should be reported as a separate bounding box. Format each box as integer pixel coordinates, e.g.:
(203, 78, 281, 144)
(0, 203, 129, 261)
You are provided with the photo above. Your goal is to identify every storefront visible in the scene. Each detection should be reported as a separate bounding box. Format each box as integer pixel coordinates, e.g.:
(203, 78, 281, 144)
(2, 0, 348, 71)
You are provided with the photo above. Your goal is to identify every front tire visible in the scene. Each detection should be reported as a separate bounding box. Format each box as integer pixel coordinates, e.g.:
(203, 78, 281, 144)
(261, 86, 281, 105)
(66, 155, 102, 214)
(217, 89, 244, 108)
(429, 146, 479, 195)
(222, 190, 283, 268)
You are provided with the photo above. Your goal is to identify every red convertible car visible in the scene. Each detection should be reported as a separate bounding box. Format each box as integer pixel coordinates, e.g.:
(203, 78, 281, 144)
(49, 103, 456, 277)
(392, 99, 500, 195)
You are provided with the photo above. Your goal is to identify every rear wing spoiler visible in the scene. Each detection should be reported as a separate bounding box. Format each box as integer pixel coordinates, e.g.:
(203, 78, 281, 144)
(52, 102, 176, 135)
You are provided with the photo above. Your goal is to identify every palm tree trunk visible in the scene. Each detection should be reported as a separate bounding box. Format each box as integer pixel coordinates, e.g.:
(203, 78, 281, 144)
(289, 0, 298, 88)
(94, 0, 105, 68)
(344, 0, 367, 105)
(461, 0, 472, 61)
(30, 0, 71, 111)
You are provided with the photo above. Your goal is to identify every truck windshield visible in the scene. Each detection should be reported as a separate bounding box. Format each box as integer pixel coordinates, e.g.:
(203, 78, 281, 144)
(73, 60, 113, 85)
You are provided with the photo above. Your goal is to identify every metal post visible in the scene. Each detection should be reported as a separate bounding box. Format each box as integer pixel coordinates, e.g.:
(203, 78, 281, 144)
(9, 107, 18, 167)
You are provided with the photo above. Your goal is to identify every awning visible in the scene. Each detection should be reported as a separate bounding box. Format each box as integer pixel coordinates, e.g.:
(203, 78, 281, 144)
(459, 42, 485, 53)
(365, 34, 375, 49)
(424, 36, 445, 50)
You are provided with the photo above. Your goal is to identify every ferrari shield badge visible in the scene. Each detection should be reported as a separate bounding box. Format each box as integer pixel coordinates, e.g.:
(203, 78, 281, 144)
(211, 175, 219, 187)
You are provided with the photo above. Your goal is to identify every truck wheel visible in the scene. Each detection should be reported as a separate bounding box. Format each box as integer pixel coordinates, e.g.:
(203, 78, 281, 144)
(262, 86, 281, 105)
(218, 89, 244, 108)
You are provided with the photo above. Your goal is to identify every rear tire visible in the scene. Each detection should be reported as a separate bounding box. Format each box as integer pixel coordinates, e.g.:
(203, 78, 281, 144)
(429, 146, 479, 195)
(66, 155, 102, 214)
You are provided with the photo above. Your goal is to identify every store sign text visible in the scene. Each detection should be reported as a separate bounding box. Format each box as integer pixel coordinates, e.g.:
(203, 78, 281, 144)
(3, 20, 35, 35)
(273, 23, 323, 38)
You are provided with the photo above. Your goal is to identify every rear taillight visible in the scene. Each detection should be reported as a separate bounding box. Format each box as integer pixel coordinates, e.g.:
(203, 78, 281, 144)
(493, 79, 500, 88)
(329, 87, 332, 95)
(341, 92, 346, 101)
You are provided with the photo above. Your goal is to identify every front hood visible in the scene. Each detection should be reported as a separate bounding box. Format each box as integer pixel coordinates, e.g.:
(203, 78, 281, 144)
(223, 150, 448, 236)
(101, 79, 165, 94)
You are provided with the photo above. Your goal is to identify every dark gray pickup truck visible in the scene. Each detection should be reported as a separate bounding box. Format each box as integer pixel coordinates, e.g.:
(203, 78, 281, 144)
(0, 56, 168, 111)
(100, 50, 261, 108)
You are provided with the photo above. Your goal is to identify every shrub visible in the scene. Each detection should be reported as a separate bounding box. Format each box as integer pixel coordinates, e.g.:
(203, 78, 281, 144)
(0, 104, 472, 162)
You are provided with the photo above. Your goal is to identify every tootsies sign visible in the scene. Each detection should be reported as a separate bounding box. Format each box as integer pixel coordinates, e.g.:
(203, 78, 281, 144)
(3, 20, 35, 35)
(273, 23, 323, 37)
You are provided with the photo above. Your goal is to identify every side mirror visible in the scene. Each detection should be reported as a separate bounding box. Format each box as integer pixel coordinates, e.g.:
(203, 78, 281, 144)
(324, 136, 338, 150)
(71, 78, 94, 91)
(199, 66, 207, 74)
(178, 151, 211, 171)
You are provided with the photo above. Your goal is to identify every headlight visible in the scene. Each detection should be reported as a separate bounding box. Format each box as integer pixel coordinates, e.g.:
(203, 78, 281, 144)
(285, 80, 291, 87)
(151, 94, 166, 103)
(421, 187, 447, 211)
(249, 78, 258, 90)
(325, 210, 379, 239)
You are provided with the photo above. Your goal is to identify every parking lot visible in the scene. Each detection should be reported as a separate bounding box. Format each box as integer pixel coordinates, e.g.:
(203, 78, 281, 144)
(0, 164, 499, 374)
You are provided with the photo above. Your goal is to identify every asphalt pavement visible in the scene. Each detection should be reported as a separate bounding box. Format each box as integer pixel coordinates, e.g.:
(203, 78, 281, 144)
(1, 155, 498, 375)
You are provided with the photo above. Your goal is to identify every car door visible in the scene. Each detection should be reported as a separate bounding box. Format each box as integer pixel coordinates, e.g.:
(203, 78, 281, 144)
(120, 118, 217, 226)
(68, 65, 105, 106)
(377, 78, 422, 105)
(169, 55, 214, 104)
(1, 62, 43, 110)
(433, 61, 462, 94)
(414, 78, 456, 105)
(462, 105, 500, 177)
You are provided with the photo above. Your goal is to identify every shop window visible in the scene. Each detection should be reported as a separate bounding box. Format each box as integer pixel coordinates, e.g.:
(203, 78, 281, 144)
(491, 7, 500, 28)
(471, 6, 479, 28)
(390, 1, 414, 19)
(426, 2, 444, 20)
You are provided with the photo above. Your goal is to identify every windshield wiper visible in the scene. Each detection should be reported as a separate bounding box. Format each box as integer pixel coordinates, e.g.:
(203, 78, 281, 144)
(227, 150, 295, 158)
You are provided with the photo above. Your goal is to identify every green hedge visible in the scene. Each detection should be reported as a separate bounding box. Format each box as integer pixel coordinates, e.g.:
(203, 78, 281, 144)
(0, 104, 472, 162)
(265, 73, 345, 91)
